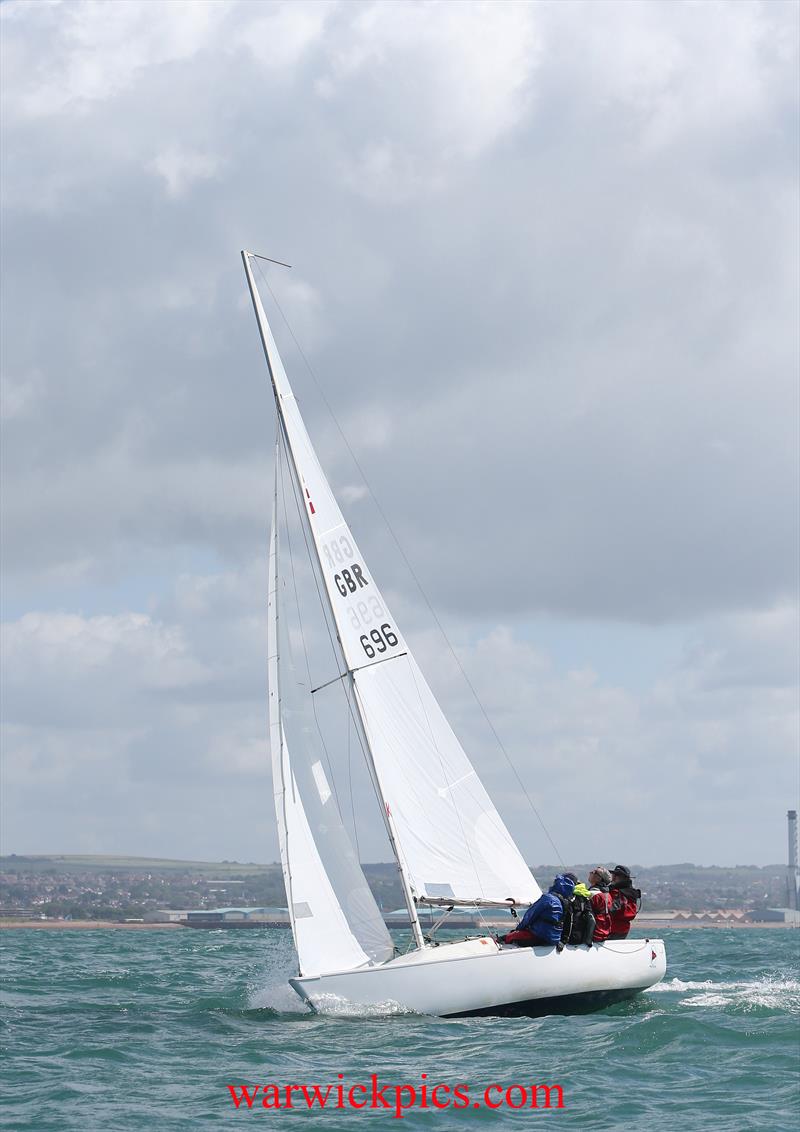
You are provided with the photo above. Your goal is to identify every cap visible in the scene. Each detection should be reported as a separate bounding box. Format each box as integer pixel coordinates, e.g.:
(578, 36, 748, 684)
(611, 864, 631, 880)
(592, 867, 612, 885)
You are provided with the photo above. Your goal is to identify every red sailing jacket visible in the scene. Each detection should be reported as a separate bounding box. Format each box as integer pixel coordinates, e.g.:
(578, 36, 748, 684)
(608, 885, 641, 939)
(589, 889, 612, 941)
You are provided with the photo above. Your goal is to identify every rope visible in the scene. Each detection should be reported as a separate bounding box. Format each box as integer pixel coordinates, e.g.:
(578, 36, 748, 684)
(601, 940, 653, 954)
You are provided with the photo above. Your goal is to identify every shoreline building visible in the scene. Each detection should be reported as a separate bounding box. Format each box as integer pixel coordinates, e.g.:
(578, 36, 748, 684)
(788, 810, 799, 912)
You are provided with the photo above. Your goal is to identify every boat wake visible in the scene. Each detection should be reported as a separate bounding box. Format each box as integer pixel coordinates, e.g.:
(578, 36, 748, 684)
(650, 975, 800, 1012)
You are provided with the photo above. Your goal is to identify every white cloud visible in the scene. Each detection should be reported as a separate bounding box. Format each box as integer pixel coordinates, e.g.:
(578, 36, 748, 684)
(328, 0, 539, 158)
(3, 591, 795, 863)
(150, 146, 222, 199)
(1, 0, 227, 119)
(328, 1, 540, 200)
(338, 484, 369, 504)
(236, 0, 331, 71)
(2, 611, 208, 725)
(0, 599, 271, 854)
(420, 608, 799, 864)
(0, 371, 43, 421)
(671, 603, 799, 694)
(545, 0, 798, 152)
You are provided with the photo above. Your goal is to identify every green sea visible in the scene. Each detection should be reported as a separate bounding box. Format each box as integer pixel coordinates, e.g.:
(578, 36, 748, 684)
(1, 927, 798, 1130)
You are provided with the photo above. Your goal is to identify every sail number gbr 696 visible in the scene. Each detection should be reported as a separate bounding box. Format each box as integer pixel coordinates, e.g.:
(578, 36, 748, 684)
(322, 534, 400, 660)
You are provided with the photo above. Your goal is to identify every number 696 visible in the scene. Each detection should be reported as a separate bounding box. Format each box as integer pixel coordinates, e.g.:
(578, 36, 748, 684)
(359, 624, 399, 658)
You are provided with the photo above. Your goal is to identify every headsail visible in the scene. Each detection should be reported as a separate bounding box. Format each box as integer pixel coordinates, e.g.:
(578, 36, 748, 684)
(249, 251, 540, 927)
(353, 657, 540, 905)
(268, 469, 393, 976)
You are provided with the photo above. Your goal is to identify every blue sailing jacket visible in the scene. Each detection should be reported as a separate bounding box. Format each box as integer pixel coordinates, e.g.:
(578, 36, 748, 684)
(518, 874, 576, 944)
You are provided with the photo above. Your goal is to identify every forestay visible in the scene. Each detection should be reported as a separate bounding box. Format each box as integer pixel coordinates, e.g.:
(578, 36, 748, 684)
(268, 497, 394, 976)
(250, 255, 540, 912)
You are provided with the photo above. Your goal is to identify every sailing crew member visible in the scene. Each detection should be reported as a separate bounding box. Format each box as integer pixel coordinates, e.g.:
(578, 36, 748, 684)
(586, 867, 613, 942)
(499, 874, 576, 947)
(607, 865, 641, 939)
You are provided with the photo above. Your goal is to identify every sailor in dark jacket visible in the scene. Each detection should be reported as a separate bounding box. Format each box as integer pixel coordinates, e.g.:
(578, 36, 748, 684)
(500, 874, 576, 947)
(608, 865, 641, 939)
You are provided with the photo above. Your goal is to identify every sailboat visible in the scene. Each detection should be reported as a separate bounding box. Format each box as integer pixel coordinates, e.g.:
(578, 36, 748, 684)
(242, 251, 666, 1016)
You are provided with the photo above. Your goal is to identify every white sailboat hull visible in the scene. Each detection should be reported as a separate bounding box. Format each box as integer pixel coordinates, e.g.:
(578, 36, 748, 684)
(290, 935, 667, 1017)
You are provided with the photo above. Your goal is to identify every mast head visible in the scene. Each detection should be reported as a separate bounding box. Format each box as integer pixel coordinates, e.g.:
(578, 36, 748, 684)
(242, 250, 293, 269)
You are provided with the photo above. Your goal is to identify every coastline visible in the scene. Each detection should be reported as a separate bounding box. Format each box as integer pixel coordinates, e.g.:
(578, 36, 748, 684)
(635, 919, 795, 930)
(1, 918, 795, 931)
(0, 920, 183, 930)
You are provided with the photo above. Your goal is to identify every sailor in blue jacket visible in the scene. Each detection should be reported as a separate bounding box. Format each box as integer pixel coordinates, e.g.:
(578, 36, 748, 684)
(500, 874, 576, 947)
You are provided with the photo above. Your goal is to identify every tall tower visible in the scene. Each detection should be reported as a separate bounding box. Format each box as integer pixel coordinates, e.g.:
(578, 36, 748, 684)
(788, 810, 799, 911)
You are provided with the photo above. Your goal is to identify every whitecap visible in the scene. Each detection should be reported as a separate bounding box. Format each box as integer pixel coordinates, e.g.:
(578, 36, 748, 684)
(651, 975, 800, 1012)
(304, 992, 421, 1018)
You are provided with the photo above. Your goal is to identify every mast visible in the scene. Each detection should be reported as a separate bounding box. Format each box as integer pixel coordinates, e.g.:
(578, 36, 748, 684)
(268, 439, 298, 952)
(243, 251, 426, 951)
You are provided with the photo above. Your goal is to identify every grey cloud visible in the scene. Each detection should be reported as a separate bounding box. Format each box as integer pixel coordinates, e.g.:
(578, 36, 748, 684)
(1, 0, 797, 863)
(3, 0, 796, 619)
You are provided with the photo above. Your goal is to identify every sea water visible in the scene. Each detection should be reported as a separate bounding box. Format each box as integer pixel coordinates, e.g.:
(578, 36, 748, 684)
(1, 927, 798, 1130)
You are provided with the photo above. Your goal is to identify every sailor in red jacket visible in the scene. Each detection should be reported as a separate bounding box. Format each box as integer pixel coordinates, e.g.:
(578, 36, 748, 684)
(586, 866, 613, 941)
(607, 865, 641, 939)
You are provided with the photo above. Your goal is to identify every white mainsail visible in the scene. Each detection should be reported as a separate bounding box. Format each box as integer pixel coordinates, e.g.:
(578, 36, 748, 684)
(250, 252, 540, 917)
(268, 487, 393, 976)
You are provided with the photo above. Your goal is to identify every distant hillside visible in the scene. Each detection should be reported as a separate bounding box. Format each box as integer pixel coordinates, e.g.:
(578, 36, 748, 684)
(1, 855, 792, 921)
(4, 855, 786, 871)
(0, 854, 275, 875)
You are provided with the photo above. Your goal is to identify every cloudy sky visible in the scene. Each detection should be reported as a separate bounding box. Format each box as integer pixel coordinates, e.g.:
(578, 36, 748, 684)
(2, 0, 798, 870)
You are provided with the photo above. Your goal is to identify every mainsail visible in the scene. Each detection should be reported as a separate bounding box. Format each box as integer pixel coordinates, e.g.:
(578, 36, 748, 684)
(249, 250, 540, 965)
